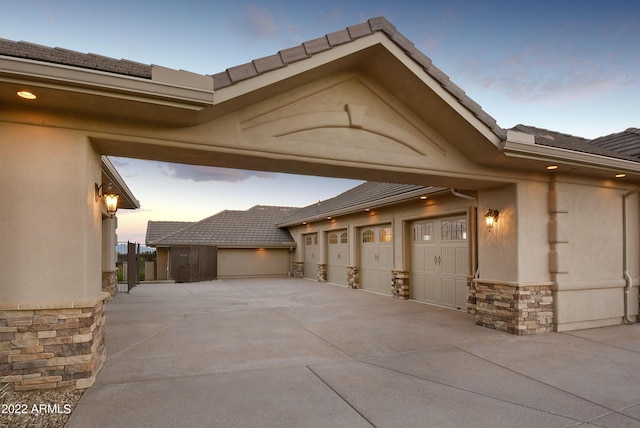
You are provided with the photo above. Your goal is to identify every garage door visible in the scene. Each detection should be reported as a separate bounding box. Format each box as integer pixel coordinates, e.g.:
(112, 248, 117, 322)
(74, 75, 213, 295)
(304, 233, 318, 280)
(218, 248, 289, 278)
(410, 216, 468, 310)
(327, 230, 348, 285)
(359, 224, 392, 294)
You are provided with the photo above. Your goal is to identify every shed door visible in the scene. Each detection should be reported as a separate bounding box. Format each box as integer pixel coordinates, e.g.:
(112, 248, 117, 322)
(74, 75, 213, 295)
(359, 224, 392, 294)
(410, 216, 468, 310)
(327, 230, 348, 285)
(304, 233, 318, 280)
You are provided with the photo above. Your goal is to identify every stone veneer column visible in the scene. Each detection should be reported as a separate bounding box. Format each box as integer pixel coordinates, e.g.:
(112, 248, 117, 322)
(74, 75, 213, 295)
(391, 270, 410, 299)
(0, 292, 109, 391)
(291, 262, 304, 278)
(474, 279, 554, 335)
(467, 276, 477, 315)
(347, 266, 359, 289)
(317, 264, 327, 283)
(102, 270, 117, 300)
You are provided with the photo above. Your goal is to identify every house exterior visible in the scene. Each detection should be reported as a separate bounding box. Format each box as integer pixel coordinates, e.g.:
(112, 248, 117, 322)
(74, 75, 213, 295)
(146, 205, 297, 280)
(1, 17, 639, 391)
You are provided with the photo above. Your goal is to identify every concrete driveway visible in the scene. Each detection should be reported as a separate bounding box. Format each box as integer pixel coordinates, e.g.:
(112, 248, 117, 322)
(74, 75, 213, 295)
(67, 278, 640, 427)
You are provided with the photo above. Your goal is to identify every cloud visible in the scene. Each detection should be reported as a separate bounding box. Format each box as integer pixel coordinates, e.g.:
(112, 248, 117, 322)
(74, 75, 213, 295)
(162, 164, 277, 183)
(243, 6, 279, 39)
(455, 42, 634, 104)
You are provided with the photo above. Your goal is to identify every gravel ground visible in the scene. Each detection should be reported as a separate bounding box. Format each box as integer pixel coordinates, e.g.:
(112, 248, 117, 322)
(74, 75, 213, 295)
(1, 388, 84, 428)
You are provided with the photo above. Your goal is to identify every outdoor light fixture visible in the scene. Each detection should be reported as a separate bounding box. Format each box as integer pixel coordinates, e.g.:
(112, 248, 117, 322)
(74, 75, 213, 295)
(484, 209, 500, 232)
(17, 90, 36, 100)
(95, 183, 119, 217)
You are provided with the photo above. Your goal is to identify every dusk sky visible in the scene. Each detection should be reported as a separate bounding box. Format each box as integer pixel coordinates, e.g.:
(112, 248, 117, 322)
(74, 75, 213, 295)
(3, 1, 639, 242)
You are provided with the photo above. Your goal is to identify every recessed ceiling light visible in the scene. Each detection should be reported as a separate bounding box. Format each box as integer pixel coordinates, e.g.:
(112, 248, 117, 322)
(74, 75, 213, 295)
(615, 173, 626, 178)
(546, 165, 558, 170)
(17, 90, 36, 100)
(420, 196, 428, 200)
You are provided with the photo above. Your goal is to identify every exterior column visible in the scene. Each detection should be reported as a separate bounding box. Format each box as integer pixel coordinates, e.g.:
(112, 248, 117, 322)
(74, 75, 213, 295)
(347, 266, 359, 289)
(317, 263, 327, 282)
(292, 262, 304, 278)
(1, 124, 107, 390)
(102, 216, 118, 299)
(391, 270, 409, 299)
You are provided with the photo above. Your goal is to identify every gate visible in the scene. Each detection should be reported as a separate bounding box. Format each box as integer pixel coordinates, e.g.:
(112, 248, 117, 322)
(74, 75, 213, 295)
(116, 242, 157, 292)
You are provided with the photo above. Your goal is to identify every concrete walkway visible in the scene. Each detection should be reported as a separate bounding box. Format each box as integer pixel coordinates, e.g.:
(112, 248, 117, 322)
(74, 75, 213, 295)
(67, 278, 640, 427)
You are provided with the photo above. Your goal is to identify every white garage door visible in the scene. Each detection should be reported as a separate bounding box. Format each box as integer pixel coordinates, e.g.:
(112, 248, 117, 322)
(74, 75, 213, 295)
(359, 224, 392, 294)
(327, 230, 348, 285)
(411, 216, 469, 310)
(304, 233, 318, 280)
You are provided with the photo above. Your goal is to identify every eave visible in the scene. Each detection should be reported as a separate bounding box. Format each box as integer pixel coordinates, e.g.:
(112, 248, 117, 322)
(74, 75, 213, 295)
(501, 131, 640, 180)
(101, 156, 139, 209)
(0, 56, 214, 125)
(278, 186, 450, 228)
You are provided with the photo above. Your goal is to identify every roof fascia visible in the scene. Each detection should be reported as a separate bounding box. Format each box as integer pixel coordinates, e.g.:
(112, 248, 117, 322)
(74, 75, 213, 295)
(375, 37, 505, 147)
(503, 130, 640, 174)
(0, 56, 213, 109)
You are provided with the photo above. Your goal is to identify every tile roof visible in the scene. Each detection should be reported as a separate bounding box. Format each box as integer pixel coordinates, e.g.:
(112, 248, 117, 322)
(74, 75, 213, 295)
(146, 221, 195, 245)
(0, 38, 151, 78)
(589, 128, 640, 160)
(279, 182, 445, 227)
(149, 205, 298, 247)
(510, 124, 639, 162)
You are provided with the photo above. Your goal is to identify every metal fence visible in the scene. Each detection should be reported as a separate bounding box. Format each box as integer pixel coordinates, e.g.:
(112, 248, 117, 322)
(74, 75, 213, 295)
(116, 242, 157, 292)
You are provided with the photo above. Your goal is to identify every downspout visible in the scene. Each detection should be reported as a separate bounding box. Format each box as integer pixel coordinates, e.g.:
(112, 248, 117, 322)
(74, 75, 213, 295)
(451, 189, 476, 200)
(622, 188, 640, 324)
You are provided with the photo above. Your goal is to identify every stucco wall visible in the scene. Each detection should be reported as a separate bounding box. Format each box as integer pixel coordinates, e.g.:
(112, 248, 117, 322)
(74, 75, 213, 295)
(477, 184, 518, 282)
(551, 178, 638, 330)
(0, 122, 103, 303)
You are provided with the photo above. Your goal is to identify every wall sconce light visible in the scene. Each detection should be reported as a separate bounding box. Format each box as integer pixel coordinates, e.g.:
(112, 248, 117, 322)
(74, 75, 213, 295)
(484, 209, 500, 232)
(95, 183, 119, 217)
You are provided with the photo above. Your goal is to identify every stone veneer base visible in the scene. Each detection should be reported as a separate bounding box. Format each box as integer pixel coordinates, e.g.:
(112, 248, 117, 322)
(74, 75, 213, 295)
(392, 270, 409, 299)
(0, 292, 109, 391)
(291, 262, 304, 279)
(474, 279, 554, 335)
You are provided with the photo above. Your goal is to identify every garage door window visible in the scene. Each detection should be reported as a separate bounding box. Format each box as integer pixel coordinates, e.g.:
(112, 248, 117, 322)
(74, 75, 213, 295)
(413, 222, 434, 241)
(340, 232, 348, 244)
(329, 233, 338, 244)
(305, 234, 318, 245)
(379, 227, 392, 242)
(362, 229, 375, 243)
(441, 219, 467, 240)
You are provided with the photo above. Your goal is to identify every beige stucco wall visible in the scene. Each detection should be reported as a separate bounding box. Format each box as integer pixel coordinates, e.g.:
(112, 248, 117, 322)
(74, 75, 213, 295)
(0, 122, 103, 303)
(477, 180, 551, 284)
(218, 248, 291, 278)
(477, 184, 519, 282)
(551, 178, 638, 330)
